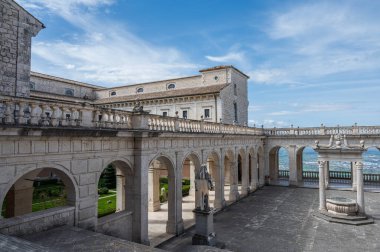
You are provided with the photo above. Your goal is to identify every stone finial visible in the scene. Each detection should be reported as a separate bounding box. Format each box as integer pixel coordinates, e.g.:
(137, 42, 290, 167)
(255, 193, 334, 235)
(360, 140, 365, 149)
(315, 140, 320, 148)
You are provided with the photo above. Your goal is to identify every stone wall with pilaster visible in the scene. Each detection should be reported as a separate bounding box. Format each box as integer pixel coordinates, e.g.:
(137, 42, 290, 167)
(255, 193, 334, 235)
(0, 0, 43, 97)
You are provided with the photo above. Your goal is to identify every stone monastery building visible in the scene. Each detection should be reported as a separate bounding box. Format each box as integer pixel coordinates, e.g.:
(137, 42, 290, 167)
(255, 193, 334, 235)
(30, 66, 249, 126)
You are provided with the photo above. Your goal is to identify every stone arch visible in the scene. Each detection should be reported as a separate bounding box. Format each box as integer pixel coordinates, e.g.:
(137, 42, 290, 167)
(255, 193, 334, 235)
(148, 154, 179, 235)
(182, 151, 202, 197)
(268, 146, 289, 184)
(1, 163, 78, 232)
(97, 159, 134, 217)
(1, 163, 78, 218)
(237, 148, 248, 196)
(206, 150, 221, 209)
(296, 146, 318, 184)
(224, 149, 238, 202)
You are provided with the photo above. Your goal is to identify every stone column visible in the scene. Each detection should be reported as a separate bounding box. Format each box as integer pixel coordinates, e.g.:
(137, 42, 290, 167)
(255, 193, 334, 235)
(356, 161, 365, 214)
(5, 186, 34, 217)
(318, 161, 326, 211)
(352, 162, 357, 191)
(148, 167, 160, 212)
(241, 153, 250, 195)
(251, 155, 258, 191)
(189, 160, 196, 197)
(325, 161, 330, 189)
(116, 172, 125, 212)
(288, 146, 299, 187)
(213, 158, 223, 210)
(229, 161, 239, 201)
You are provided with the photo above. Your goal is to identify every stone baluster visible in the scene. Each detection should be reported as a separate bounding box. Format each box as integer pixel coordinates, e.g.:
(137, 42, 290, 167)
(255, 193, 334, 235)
(68, 108, 76, 126)
(77, 109, 83, 126)
(50, 106, 60, 126)
(3, 101, 14, 124)
(93, 110, 100, 127)
(41, 105, 51, 126)
(318, 161, 326, 211)
(101, 110, 108, 127)
(30, 103, 41, 125)
(60, 107, 68, 126)
(17, 102, 26, 124)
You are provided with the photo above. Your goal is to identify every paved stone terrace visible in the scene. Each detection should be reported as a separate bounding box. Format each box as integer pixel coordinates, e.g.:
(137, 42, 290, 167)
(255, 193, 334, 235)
(159, 186, 380, 252)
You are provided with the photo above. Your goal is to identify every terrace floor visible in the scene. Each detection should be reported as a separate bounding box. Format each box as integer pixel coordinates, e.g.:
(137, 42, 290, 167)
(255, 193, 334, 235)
(158, 186, 380, 252)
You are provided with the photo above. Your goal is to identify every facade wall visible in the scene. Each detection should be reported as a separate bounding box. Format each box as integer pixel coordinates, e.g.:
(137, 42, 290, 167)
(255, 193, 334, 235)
(30, 73, 99, 100)
(0, 0, 43, 97)
(219, 68, 248, 125)
(96, 75, 202, 99)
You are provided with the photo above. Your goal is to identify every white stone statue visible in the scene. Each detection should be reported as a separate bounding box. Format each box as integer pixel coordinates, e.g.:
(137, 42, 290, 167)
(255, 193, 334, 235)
(195, 164, 213, 211)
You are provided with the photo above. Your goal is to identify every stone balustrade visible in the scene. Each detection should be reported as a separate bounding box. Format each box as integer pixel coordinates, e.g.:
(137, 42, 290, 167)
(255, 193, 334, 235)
(265, 124, 380, 136)
(2, 95, 380, 136)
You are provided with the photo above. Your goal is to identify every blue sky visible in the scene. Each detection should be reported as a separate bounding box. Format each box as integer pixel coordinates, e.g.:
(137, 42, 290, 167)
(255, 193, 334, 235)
(17, 0, 380, 127)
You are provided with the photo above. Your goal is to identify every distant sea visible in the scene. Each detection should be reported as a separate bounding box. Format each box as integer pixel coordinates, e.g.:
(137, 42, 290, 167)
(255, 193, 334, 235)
(279, 147, 380, 174)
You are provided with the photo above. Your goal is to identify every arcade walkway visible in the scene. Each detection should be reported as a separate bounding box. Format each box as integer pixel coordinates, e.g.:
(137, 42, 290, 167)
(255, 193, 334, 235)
(159, 186, 380, 252)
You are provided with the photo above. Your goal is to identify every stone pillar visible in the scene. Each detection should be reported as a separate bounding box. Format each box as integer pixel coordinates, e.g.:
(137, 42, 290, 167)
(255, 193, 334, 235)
(318, 161, 326, 211)
(229, 161, 239, 201)
(148, 167, 160, 212)
(189, 160, 196, 197)
(30, 103, 40, 125)
(325, 161, 330, 188)
(213, 158, 223, 210)
(251, 155, 258, 191)
(241, 153, 249, 195)
(5, 186, 34, 217)
(288, 146, 299, 187)
(351, 162, 357, 191)
(356, 162, 365, 214)
(17, 102, 26, 124)
(166, 152, 184, 235)
(116, 172, 125, 212)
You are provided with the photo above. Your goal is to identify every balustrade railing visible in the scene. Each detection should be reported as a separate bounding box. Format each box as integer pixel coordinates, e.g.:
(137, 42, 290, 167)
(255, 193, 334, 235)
(278, 170, 289, 178)
(265, 124, 380, 136)
(302, 171, 319, 179)
(0, 96, 265, 135)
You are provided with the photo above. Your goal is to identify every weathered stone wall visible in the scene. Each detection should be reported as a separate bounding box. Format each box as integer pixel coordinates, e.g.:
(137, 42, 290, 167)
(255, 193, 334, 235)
(30, 72, 99, 100)
(96, 210, 133, 240)
(220, 68, 248, 125)
(0, 0, 43, 97)
(0, 206, 75, 236)
(96, 75, 202, 99)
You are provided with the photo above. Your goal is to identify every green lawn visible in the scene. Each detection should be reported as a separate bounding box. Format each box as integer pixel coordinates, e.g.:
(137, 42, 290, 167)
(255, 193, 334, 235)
(98, 194, 116, 218)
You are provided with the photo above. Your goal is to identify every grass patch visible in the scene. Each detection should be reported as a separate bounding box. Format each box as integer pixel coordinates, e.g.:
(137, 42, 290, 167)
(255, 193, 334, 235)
(98, 194, 116, 218)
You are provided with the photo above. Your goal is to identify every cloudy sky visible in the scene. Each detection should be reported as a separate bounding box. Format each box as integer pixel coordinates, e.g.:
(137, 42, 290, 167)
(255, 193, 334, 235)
(17, 0, 380, 127)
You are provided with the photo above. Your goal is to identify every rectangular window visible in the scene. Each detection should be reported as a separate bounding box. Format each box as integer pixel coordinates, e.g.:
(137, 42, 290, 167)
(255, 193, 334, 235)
(163, 111, 168, 117)
(204, 108, 210, 118)
(182, 110, 188, 119)
(234, 103, 238, 122)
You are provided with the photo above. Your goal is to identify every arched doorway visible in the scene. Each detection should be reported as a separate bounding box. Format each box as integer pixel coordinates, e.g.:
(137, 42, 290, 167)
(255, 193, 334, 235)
(363, 147, 380, 188)
(269, 146, 289, 186)
(147, 155, 180, 245)
(181, 153, 201, 231)
(97, 160, 134, 218)
(207, 151, 221, 209)
(296, 146, 318, 187)
(224, 150, 238, 203)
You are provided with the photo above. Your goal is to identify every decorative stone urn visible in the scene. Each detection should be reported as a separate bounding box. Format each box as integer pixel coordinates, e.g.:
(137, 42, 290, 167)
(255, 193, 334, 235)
(326, 197, 358, 216)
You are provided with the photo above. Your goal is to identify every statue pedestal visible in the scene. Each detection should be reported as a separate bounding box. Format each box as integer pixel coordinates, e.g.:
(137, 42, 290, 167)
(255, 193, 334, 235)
(192, 208, 216, 246)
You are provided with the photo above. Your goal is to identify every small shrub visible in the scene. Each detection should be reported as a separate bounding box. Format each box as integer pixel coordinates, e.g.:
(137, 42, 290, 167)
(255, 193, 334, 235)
(182, 179, 190, 185)
(182, 185, 190, 196)
(98, 187, 109, 195)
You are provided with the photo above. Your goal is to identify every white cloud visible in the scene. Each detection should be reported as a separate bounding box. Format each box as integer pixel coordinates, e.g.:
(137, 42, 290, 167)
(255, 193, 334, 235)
(205, 52, 246, 63)
(17, 0, 198, 86)
(249, 69, 287, 84)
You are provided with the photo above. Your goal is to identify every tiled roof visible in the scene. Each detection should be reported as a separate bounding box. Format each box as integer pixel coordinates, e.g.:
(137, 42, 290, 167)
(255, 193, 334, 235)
(95, 84, 228, 104)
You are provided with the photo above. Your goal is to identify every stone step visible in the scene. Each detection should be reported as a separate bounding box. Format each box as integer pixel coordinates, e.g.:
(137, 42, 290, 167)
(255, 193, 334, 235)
(313, 212, 375, 226)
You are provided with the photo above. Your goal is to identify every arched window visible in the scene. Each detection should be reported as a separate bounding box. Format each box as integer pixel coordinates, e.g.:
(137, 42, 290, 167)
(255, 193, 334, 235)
(137, 88, 144, 93)
(167, 83, 175, 89)
(65, 88, 74, 96)
(29, 82, 35, 90)
(110, 91, 117, 96)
